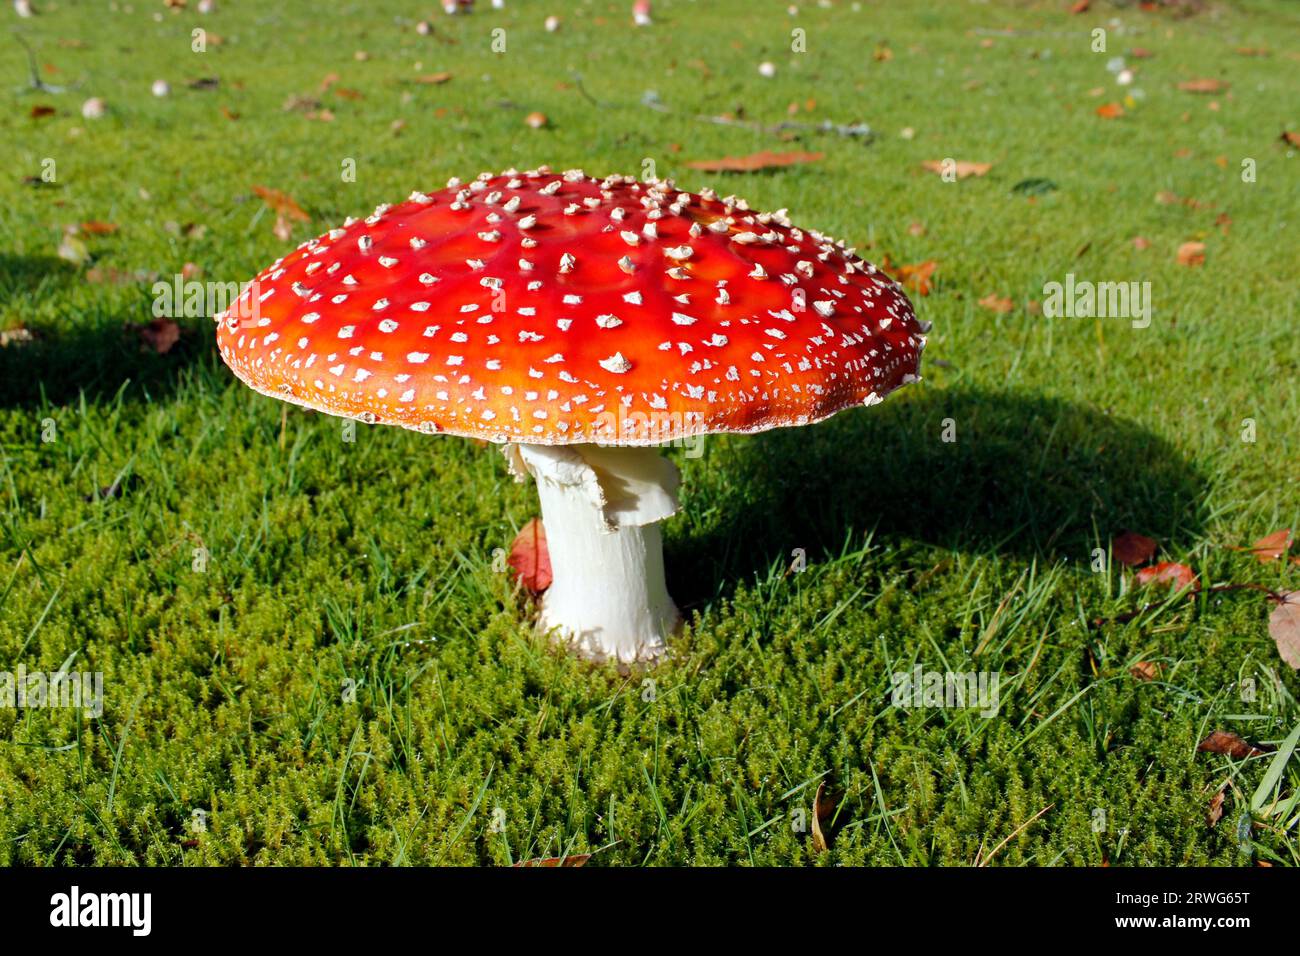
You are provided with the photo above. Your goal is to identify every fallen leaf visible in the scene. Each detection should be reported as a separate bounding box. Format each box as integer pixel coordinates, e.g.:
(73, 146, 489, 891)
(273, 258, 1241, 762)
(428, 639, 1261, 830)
(811, 780, 841, 853)
(524, 111, 548, 129)
(894, 259, 938, 296)
(921, 159, 991, 180)
(79, 221, 118, 235)
(686, 150, 824, 173)
(1207, 786, 1226, 827)
(907, 221, 926, 237)
(1235, 47, 1270, 57)
(252, 185, 310, 222)
(1134, 562, 1197, 590)
(333, 87, 364, 101)
(1248, 529, 1292, 563)
(136, 318, 181, 355)
(1176, 241, 1205, 267)
(30, 104, 56, 119)
(220, 106, 240, 121)
(1197, 730, 1270, 759)
(978, 293, 1014, 313)
(508, 518, 552, 593)
(511, 854, 591, 868)
(1130, 47, 1154, 59)
(1095, 102, 1125, 119)
(1282, 131, 1300, 147)
(1069, 0, 1090, 12)
(1177, 78, 1227, 94)
(319, 72, 340, 92)
(1133, 236, 1151, 250)
(1112, 530, 1157, 567)
(1129, 661, 1162, 681)
(873, 45, 893, 62)
(1271, 593, 1300, 669)
(413, 72, 453, 84)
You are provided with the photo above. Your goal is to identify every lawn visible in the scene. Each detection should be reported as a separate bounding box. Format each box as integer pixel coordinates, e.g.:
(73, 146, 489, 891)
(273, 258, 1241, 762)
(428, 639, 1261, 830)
(1, 0, 1297, 866)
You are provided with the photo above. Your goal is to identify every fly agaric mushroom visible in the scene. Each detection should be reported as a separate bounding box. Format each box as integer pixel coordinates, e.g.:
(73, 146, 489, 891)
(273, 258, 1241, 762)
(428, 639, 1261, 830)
(215, 167, 925, 663)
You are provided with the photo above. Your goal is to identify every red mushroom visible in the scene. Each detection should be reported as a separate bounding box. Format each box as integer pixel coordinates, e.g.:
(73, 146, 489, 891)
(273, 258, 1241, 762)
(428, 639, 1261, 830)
(216, 167, 925, 663)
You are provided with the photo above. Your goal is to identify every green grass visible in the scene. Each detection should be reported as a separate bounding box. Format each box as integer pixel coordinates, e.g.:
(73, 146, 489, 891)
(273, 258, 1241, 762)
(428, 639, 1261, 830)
(1, 0, 1298, 866)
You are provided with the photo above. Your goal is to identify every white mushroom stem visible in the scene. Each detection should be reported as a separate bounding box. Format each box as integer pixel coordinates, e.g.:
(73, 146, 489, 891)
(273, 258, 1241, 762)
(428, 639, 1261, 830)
(504, 443, 682, 664)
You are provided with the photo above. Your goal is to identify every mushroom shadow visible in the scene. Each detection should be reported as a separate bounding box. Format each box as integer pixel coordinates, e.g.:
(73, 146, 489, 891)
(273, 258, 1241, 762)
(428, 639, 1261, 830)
(0, 255, 207, 408)
(667, 387, 1207, 607)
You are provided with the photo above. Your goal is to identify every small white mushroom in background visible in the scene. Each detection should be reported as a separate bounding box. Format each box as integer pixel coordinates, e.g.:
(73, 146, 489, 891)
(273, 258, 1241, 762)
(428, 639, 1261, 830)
(632, 0, 651, 26)
(545, 14, 560, 32)
(416, 20, 431, 34)
(492, 0, 504, 8)
(197, 0, 215, 13)
(758, 61, 777, 78)
(151, 79, 170, 97)
(1117, 68, 1134, 86)
(14, 0, 35, 18)
(81, 97, 106, 119)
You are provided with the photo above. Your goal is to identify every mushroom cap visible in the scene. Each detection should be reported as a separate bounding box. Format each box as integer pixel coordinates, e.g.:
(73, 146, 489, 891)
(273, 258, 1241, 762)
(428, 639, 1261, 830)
(215, 167, 925, 445)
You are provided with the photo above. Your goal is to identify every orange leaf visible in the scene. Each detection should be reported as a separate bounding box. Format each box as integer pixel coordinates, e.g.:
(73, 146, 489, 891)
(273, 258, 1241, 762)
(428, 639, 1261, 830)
(79, 221, 119, 235)
(1134, 562, 1197, 591)
(978, 294, 1013, 313)
(1197, 730, 1269, 759)
(1069, 0, 1090, 13)
(1249, 529, 1292, 562)
(507, 517, 552, 593)
(893, 259, 938, 296)
(1282, 131, 1300, 147)
(252, 185, 310, 222)
(685, 150, 824, 172)
(1112, 530, 1157, 567)
(1095, 102, 1124, 119)
(1176, 241, 1205, 267)
(1128, 661, 1162, 681)
(920, 159, 992, 179)
(1132, 236, 1150, 250)
(414, 72, 453, 85)
(1177, 78, 1227, 94)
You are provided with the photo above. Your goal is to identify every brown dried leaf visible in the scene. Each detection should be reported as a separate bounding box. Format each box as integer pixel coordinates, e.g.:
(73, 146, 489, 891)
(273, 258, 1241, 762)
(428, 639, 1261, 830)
(30, 104, 56, 119)
(1129, 661, 1162, 681)
(921, 159, 992, 179)
(79, 221, 118, 235)
(137, 318, 181, 355)
(978, 293, 1014, 313)
(1197, 730, 1270, 760)
(507, 517, 552, 593)
(1207, 786, 1226, 827)
(1177, 78, 1227, 94)
(811, 780, 839, 853)
(1112, 530, 1157, 567)
(252, 185, 310, 222)
(413, 72, 453, 85)
(1270, 594, 1300, 670)
(1249, 528, 1291, 562)
(686, 150, 824, 172)
(1176, 241, 1206, 267)
(1282, 131, 1300, 147)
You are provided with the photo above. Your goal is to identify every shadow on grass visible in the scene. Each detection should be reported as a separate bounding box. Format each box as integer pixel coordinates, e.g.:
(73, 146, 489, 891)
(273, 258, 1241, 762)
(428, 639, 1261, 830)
(668, 386, 1207, 606)
(0, 254, 208, 408)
